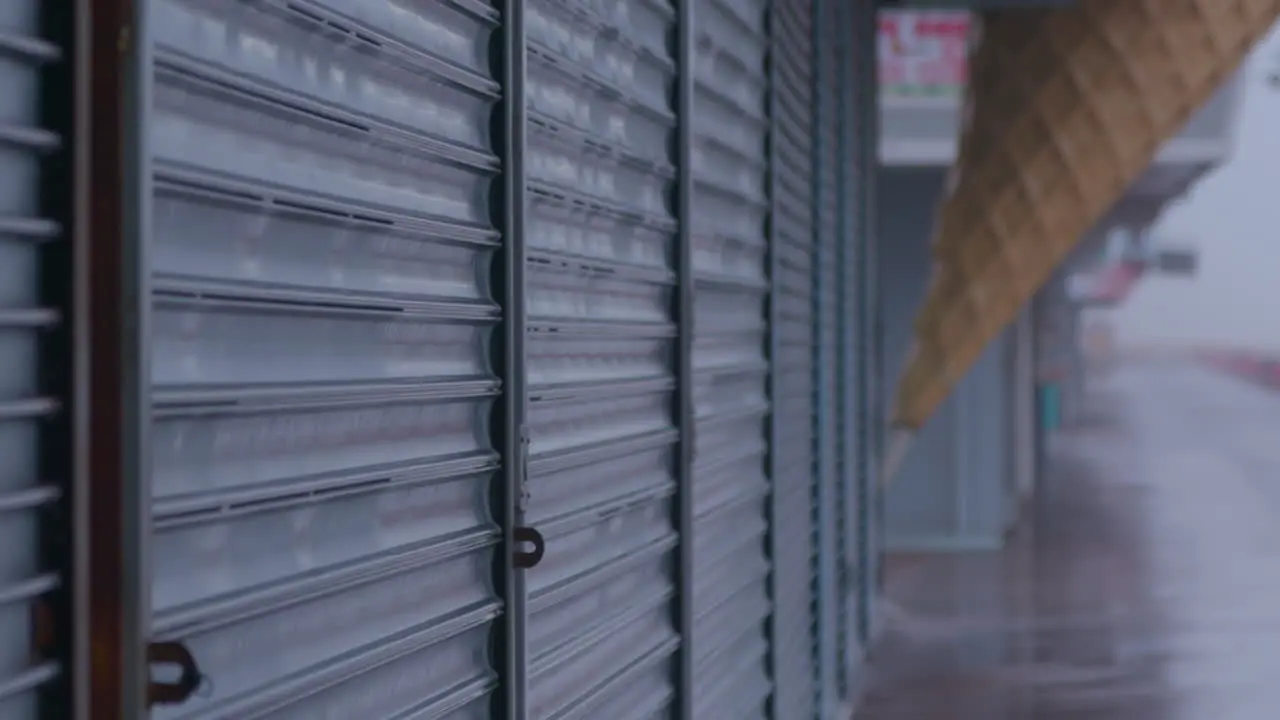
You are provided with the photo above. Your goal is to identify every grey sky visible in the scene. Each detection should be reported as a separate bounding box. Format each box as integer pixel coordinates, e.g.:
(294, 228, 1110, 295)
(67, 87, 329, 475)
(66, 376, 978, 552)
(1114, 22, 1280, 351)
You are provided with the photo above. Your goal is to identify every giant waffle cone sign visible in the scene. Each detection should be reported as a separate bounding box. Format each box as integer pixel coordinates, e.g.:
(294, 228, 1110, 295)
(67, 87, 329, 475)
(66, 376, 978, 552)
(891, 0, 1280, 432)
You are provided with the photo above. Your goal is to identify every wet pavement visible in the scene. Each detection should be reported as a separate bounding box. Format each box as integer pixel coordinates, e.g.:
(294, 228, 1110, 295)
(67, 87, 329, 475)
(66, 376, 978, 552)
(856, 359, 1280, 719)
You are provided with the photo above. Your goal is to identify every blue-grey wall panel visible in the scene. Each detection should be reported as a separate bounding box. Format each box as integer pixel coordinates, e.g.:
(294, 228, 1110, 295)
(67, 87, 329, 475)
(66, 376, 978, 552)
(147, 2, 506, 716)
(954, 329, 1014, 543)
(877, 167, 962, 545)
(814, 0, 843, 713)
(1012, 308, 1037, 502)
(878, 166, 1018, 551)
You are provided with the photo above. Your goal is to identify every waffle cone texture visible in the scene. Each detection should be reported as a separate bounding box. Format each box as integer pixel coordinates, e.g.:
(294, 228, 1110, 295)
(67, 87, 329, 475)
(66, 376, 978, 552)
(893, 0, 1280, 430)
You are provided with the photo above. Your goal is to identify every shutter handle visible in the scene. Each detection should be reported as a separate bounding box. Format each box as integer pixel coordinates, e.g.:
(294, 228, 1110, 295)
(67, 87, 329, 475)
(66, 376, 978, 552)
(147, 640, 205, 707)
(513, 526, 546, 569)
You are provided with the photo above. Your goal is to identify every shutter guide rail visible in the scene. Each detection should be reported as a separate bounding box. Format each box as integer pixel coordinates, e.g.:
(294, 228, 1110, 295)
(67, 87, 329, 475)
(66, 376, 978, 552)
(674, 0, 697, 717)
(494, 0, 529, 716)
(85, 0, 150, 716)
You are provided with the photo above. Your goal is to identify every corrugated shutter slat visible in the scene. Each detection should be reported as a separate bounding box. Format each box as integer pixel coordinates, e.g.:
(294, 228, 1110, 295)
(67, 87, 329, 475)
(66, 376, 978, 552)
(689, 0, 773, 717)
(148, 2, 504, 716)
(840, 0, 878, 693)
(770, 0, 819, 716)
(523, 0, 682, 717)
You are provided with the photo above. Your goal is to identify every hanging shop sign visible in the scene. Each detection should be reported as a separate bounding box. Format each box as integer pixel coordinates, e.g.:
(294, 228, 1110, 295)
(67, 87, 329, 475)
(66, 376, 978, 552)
(1066, 261, 1145, 307)
(879, 11, 970, 97)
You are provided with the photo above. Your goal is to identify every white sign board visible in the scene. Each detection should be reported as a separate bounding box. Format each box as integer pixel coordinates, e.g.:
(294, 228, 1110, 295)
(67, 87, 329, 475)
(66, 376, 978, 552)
(879, 11, 970, 96)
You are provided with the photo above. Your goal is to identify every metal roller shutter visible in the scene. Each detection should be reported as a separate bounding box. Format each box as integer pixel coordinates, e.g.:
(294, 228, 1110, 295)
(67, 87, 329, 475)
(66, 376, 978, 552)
(523, 0, 682, 717)
(839, 0, 872, 677)
(851, 0, 881, 650)
(769, 0, 819, 716)
(147, 2, 508, 717)
(834, 0, 856, 696)
(0, 1, 72, 717)
(813, 0, 843, 713)
(829, 0, 870, 696)
(688, 0, 772, 718)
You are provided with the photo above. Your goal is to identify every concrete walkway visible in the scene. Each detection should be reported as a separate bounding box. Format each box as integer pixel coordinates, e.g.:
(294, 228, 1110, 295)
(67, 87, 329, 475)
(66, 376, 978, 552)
(856, 358, 1280, 719)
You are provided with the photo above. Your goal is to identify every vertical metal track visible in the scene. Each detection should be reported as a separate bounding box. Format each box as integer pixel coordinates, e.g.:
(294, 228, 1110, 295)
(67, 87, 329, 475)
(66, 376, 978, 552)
(833, 0, 853, 699)
(493, 1, 527, 718)
(85, 1, 124, 714)
(854, 0, 882, 645)
(68, 1, 91, 715)
(122, 1, 152, 715)
(765, 1, 783, 717)
(674, 0, 696, 716)
(810, 0, 829, 711)
(86, 0, 149, 716)
(31, 0, 85, 716)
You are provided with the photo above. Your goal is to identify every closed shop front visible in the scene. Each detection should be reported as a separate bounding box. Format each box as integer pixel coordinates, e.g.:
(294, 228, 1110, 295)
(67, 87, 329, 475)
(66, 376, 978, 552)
(1, 0, 75, 718)
(14, 0, 880, 717)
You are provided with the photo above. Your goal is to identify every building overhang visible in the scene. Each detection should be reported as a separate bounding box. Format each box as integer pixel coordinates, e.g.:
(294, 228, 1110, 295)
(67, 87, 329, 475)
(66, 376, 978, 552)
(880, 126, 1235, 172)
(877, 64, 1243, 193)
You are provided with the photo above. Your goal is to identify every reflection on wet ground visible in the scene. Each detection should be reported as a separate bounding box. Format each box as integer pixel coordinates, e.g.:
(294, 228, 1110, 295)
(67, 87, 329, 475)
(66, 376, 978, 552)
(856, 360, 1280, 719)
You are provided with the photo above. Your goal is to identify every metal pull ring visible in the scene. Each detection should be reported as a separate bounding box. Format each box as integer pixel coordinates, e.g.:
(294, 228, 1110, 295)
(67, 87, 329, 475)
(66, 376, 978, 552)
(147, 641, 204, 707)
(513, 525, 545, 569)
